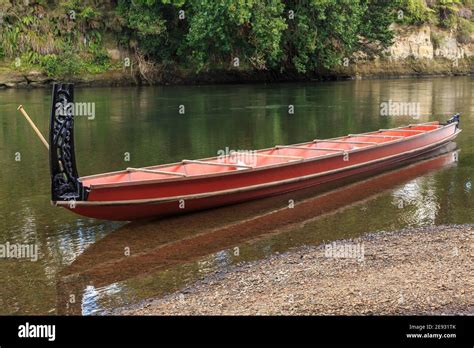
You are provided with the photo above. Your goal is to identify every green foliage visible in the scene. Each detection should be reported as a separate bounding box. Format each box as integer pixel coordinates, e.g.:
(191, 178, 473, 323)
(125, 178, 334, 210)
(185, 0, 286, 70)
(34, 48, 110, 77)
(436, 0, 462, 27)
(0, 0, 471, 79)
(359, 0, 398, 45)
(457, 17, 474, 43)
(38, 54, 63, 76)
(396, 0, 434, 25)
(112, 0, 399, 73)
(116, 0, 185, 63)
(431, 31, 444, 49)
(37, 50, 82, 77)
(0, 0, 112, 77)
(282, 0, 387, 72)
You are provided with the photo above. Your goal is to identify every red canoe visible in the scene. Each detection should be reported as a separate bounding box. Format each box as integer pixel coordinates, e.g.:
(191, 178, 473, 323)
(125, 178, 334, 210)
(48, 84, 461, 221)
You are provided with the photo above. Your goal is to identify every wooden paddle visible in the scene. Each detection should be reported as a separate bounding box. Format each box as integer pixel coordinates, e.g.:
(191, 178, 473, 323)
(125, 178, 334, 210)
(17, 105, 50, 150)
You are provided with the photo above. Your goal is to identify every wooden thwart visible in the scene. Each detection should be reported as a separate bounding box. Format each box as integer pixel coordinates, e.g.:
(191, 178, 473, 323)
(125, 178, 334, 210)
(313, 147, 348, 152)
(349, 134, 404, 139)
(257, 152, 304, 160)
(277, 145, 345, 153)
(408, 122, 440, 127)
(182, 159, 253, 169)
(380, 129, 425, 133)
(315, 139, 378, 145)
(127, 167, 187, 177)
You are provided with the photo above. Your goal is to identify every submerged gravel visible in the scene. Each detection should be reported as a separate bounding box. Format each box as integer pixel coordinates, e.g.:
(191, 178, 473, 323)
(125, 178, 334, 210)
(122, 225, 473, 315)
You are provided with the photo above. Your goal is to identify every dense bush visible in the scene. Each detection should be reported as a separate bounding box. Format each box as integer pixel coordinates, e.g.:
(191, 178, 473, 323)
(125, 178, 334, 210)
(117, 0, 397, 73)
(0, 0, 472, 78)
(397, 0, 435, 24)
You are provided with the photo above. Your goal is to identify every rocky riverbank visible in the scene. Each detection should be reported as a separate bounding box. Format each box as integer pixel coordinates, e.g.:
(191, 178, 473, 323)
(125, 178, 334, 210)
(0, 68, 136, 89)
(121, 225, 473, 315)
(0, 58, 473, 89)
(1, 23, 472, 89)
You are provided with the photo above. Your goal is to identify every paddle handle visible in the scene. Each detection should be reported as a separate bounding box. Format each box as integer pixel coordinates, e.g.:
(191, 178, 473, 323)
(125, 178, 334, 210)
(17, 105, 50, 150)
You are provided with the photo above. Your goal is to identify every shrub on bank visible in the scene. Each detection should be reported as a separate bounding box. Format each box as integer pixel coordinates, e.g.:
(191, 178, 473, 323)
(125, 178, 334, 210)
(0, 0, 472, 80)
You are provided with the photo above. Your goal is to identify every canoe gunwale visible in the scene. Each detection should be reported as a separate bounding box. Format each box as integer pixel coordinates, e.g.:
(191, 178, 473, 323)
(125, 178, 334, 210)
(80, 122, 456, 190)
(56, 127, 461, 207)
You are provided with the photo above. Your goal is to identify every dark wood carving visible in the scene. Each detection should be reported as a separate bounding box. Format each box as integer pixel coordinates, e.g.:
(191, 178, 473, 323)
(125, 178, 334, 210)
(49, 83, 88, 201)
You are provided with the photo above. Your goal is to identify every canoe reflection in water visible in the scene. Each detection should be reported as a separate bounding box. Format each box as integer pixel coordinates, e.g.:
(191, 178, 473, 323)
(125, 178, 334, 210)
(39, 84, 461, 221)
(57, 143, 459, 315)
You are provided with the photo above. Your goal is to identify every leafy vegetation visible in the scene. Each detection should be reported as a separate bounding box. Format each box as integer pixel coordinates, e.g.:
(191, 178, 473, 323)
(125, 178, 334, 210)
(396, 0, 435, 24)
(0, 0, 472, 79)
(457, 17, 474, 42)
(396, 0, 473, 31)
(0, 0, 114, 76)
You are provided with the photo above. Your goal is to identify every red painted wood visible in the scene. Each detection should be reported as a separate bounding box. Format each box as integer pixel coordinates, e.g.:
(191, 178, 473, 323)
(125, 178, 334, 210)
(63, 123, 459, 221)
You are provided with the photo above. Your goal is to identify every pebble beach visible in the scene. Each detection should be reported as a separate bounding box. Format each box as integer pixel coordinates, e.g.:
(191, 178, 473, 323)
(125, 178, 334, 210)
(122, 224, 473, 315)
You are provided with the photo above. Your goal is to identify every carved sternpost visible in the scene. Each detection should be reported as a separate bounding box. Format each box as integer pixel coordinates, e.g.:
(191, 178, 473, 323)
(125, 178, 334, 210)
(49, 83, 88, 201)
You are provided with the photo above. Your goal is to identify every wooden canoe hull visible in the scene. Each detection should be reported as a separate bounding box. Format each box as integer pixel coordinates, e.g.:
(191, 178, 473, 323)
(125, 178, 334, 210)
(62, 124, 460, 221)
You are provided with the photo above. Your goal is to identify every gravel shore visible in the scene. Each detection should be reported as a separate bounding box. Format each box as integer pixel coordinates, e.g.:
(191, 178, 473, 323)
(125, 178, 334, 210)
(122, 225, 473, 315)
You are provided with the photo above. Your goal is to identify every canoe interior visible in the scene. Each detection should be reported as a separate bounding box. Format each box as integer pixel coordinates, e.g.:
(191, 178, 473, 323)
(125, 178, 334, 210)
(80, 123, 442, 187)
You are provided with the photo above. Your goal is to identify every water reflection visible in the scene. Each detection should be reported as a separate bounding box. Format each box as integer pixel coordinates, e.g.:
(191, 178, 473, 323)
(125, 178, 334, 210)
(0, 77, 472, 315)
(57, 146, 459, 314)
(392, 177, 440, 226)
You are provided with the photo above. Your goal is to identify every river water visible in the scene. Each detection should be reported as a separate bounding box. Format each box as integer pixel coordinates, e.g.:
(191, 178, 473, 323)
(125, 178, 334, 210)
(0, 77, 472, 315)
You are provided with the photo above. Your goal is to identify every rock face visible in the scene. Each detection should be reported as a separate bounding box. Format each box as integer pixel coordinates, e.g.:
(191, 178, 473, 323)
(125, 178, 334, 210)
(387, 24, 473, 61)
(389, 25, 434, 60)
(106, 48, 121, 61)
(0, 70, 52, 88)
(0, 69, 136, 89)
(343, 24, 473, 78)
(434, 35, 473, 59)
(25, 70, 52, 87)
(0, 71, 27, 88)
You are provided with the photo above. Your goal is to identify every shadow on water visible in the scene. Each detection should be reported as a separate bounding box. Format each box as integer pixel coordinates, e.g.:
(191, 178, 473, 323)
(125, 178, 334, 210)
(57, 143, 459, 314)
